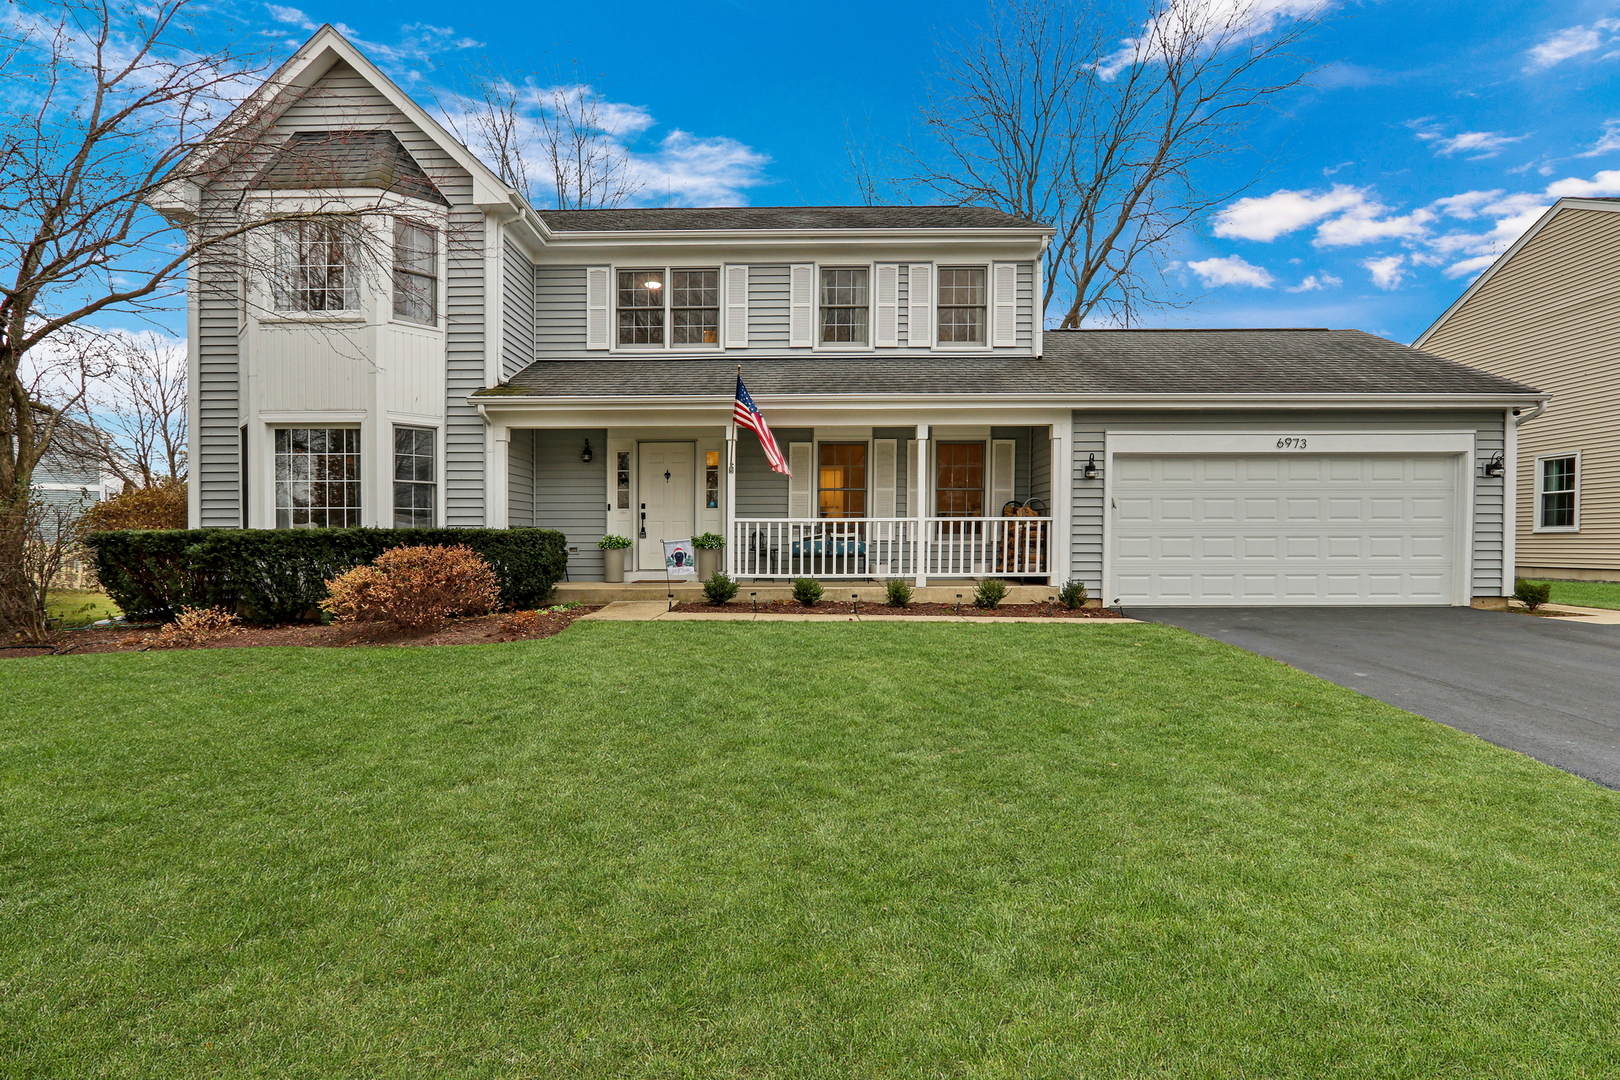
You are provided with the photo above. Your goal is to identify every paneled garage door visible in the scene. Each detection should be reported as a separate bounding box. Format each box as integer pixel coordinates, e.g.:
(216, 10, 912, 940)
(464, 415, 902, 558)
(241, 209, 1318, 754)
(1109, 454, 1462, 606)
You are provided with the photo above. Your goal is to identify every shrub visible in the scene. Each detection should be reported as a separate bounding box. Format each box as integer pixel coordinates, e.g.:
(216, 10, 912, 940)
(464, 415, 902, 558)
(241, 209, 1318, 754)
(1058, 579, 1089, 610)
(153, 605, 240, 648)
(973, 578, 1010, 609)
(499, 609, 542, 637)
(598, 534, 632, 550)
(1514, 578, 1553, 612)
(84, 527, 567, 624)
(322, 545, 500, 633)
(693, 532, 726, 550)
(885, 578, 914, 608)
(703, 571, 739, 605)
(79, 479, 187, 532)
(792, 577, 824, 605)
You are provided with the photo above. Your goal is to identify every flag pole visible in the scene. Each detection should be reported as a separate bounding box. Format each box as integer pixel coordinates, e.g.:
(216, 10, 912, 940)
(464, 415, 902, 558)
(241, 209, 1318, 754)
(727, 365, 741, 578)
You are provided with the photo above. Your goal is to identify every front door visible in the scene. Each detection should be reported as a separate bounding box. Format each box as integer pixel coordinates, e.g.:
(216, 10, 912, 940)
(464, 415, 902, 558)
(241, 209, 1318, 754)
(637, 442, 696, 570)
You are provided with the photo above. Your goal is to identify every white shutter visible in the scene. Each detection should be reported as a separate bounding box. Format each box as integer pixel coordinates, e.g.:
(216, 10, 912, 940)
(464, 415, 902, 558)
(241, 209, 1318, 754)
(789, 264, 814, 347)
(991, 439, 1016, 515)
(874, 264, 899, 347)
(725, 264, 749, 348)
(907, 440, 920, 518)
(787, 442, 813, 516)
(992, 263, 1017, 347)
(586, 266, 611, 350)
(907, 263, 932, 347)
(872, 439, 897, 517)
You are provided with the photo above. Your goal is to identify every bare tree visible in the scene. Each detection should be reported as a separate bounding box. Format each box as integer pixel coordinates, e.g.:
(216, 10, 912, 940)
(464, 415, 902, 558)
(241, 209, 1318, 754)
(901, 0, 1319, 327)
(88, 331, 187, 487)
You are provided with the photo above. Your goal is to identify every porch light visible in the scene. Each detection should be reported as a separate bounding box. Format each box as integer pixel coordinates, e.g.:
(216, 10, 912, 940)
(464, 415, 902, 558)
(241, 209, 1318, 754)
(1481, 451, 1505, 478)
(581, 439, 594, 464)
(1083, 453, 1100, 480)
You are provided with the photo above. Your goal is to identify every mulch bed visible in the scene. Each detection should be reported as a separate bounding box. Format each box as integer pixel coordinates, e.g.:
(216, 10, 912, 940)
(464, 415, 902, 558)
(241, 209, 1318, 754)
(0, 606, 599, 660)
(670, 600, 1124, 619)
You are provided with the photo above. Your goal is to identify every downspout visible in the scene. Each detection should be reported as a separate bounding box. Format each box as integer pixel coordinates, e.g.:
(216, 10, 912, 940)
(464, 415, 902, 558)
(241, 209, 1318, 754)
(1503, 399, 1549, 594)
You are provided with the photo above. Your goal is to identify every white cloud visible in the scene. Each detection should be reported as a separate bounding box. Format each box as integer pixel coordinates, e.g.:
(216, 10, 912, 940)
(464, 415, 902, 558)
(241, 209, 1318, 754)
(1186, 255, 1275, 288)
(1442, 254, 1499, 279)
(1544, 169, 1620, 197)
(1524, 21, 1619, 71)
(1579, 118, 1620, 157)
(1095, 0, 1326, 80)
(1430, 190, 1505, 220)
(1284, 273, 1341, 292)
(1413, 128, 1528, 158)
(1313, 205, 1433, 247)
(1362, 255, 1405, 290)
(1212, 184, 1368, 241)
(265, 6, 481, 77)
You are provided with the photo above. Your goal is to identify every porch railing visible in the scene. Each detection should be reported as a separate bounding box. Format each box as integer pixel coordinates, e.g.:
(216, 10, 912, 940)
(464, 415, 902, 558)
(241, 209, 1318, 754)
(730, 516, 1053, 582)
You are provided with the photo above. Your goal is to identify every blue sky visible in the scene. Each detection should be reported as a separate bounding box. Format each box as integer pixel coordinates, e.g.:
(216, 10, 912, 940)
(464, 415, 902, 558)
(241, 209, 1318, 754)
(227, 0, 1620, 342)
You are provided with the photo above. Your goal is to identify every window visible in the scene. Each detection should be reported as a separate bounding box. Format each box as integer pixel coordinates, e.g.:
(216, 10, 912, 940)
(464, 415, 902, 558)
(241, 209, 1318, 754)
(705, 449, 721, 509)
(672, 270, 720, 345)
(393, 220, 437, 323)
(820, 267, 869, 345)
(935, 442, 985, 517)
(616, 450, 631, 509)
(274, 428, 360, 527)
(937, 267, 986, 344)
(274, 220, 356, 312)
(616, 268, 720, 347)
(1537, 454, 1579, 530)
(393, 426, 435, 528)
(618, 269, 665, 345)
(818, 443, 867, 518)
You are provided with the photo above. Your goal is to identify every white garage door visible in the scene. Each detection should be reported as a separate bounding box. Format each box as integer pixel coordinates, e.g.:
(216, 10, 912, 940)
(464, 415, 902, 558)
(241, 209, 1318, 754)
(1110, 454, 1462, 606)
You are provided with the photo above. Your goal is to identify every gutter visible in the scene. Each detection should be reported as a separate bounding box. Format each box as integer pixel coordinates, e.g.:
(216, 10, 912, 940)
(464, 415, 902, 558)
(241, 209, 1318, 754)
(471, 391, 1552, 411)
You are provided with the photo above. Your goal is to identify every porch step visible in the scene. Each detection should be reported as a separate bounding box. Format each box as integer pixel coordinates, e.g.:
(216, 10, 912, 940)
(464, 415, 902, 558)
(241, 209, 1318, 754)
(555, 581, 1082, 604)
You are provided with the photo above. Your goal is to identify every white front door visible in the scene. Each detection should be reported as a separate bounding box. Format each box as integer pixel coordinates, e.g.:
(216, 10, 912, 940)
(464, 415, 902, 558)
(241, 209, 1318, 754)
(638, 442, 697, 570)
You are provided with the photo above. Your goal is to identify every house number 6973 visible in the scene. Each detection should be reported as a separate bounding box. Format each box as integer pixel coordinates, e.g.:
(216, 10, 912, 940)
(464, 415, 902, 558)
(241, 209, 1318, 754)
(1276, 437, 1308, 449)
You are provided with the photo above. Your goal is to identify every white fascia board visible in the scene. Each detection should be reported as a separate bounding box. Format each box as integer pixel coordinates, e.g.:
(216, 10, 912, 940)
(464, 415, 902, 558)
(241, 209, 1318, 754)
(541, 227, 1054, 248)
(474, 391, 1549, 412)
(1413, 198, 1620, 348)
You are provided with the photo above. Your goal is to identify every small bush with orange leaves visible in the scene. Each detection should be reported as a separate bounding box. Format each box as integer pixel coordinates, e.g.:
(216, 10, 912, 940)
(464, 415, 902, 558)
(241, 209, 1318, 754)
(321, 544, 501, 632)
(153, 605, 241, 648)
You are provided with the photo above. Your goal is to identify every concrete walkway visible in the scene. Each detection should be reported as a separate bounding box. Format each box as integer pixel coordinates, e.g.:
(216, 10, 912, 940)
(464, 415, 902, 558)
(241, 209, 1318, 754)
(579, 601, 1139, 624)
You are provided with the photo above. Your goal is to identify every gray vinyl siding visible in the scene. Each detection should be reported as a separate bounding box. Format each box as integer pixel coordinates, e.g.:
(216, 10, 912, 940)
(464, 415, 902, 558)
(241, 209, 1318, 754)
(196, 245, 241, 527)
(502, 240, 535, 380)
(507, 429, 535, 527)
(1030, 431, 1052, 507)
(444, 214, 486, 525)
(747, 265, 790, 347)
(532, 428, 608, 579)
(1068, 409, 1508, 599)
(536, 267, 587, 355)
(990, 426, 1035, 507)
(736, 427, 811, 516)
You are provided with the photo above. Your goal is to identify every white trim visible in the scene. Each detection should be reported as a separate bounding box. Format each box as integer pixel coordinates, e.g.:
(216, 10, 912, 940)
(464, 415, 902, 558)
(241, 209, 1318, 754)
(475, 392, 1548, 412)
(1532, 451, 1581, 533)
(813, 262, 876, 351)
(931, 263, 992, 352)
(258, 410, 368, 423)
(1503, 409, 1517, 591)
(607, 264, 724, 353)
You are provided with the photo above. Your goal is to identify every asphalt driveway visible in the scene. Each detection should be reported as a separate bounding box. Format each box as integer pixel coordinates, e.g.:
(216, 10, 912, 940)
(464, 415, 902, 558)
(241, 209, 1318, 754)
(1135, 606, 1620, 789)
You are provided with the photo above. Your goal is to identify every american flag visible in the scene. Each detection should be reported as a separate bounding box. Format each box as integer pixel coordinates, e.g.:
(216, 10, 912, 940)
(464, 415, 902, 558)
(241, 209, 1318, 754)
(733, 375, 790, 476)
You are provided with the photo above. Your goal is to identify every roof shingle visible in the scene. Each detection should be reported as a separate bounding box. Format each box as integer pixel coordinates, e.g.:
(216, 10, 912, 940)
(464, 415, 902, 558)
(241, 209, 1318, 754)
(254, 130, 448, 206)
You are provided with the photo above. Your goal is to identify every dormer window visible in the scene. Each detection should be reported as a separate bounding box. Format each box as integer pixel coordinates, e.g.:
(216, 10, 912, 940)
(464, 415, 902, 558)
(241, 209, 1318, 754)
(273, 220, 356, 313)
(617, 268, 719, 347)
(820, 267, 869, 345)
(937, 267, 987, 344)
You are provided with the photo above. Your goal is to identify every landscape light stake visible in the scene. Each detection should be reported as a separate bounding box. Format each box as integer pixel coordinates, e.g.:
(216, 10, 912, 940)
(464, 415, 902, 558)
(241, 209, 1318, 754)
(851, 592, 859, 615)
(956, 593, 963, 616)
(750, 591, 757, 613)
(1048, 595, 1056, 617)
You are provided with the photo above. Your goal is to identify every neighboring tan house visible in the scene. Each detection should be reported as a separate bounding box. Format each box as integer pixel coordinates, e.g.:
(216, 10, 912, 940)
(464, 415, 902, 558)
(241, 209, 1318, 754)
(1417, 197, 1620, 583)
(149, 25, 1546, 608)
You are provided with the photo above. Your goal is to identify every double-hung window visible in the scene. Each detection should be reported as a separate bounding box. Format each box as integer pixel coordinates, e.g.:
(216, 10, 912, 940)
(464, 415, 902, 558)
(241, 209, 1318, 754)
(820, 268, 869, 345)
(935, 442, 986, 517)
(818, 443, 867, 518)
(274, 427, 361, 527)
(1537, 454, 1579, 531)
(393, 426, 435, 527)
(274, 220, 356, 313)
(617, 268, 720, 347)
(393, 220, 437, 323)
(937, 267, 986, 344)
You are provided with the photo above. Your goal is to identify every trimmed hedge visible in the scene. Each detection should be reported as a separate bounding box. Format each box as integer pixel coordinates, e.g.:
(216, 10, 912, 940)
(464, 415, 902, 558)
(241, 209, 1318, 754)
(86, 527, 569, 624)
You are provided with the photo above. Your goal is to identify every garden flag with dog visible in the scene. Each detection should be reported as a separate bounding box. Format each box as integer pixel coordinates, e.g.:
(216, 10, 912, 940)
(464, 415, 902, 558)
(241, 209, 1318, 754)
(734, 372, 789, 476)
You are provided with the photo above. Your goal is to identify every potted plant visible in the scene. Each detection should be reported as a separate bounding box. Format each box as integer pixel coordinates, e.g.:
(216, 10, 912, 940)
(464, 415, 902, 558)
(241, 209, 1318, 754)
(598, 535, 632, 582)
(693, 532, 726, 581)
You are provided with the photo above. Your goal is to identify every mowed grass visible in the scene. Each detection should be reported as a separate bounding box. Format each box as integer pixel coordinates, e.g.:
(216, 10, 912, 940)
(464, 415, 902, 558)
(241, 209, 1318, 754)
(1529, 578, 1620, 610)
(44, 589, 120, 628)
(3, 622, 1619, 1078)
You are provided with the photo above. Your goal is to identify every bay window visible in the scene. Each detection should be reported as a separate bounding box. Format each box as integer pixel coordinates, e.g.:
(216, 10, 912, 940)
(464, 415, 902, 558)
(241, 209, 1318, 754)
(274, 427, 361, 527)
(274, 220, 357, 313)
(393, 426, 435, 527)
(392, 220, 437, 323)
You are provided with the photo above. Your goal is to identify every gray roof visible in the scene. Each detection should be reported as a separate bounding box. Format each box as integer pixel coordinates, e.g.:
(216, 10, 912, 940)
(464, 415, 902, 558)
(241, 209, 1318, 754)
(253, 130, 448, 206)
(481, 329, 1541, 399)
(535, 205, 1048, 232)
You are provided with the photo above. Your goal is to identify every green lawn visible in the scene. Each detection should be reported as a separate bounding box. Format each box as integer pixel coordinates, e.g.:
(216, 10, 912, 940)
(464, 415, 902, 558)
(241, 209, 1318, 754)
(45, 588, 121, 628)
(1528, 578, 1620, 610)
(3, 623, 1619, 1078)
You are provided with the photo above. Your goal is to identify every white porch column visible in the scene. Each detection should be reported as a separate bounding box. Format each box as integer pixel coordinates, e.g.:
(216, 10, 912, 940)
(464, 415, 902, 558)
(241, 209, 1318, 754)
(1049, 417, 1072, 587)
(914, 423, 929, 587)
(725, 419, 738, 577)
(487, 424, 510, 529)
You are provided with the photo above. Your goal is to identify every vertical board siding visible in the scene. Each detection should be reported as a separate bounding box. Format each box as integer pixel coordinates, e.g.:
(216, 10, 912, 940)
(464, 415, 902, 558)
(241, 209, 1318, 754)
(532, 428, 608, 579)
(1070, 409, 1509, 598)
(507, 429, 535, 527)
(501, 240, 536, 380)
(748, 265, 790, 347)
(535, 267, 588, 354)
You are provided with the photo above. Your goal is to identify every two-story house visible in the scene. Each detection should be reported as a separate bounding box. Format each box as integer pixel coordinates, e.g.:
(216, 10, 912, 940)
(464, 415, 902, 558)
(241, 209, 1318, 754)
(154, 25, 1545, 607)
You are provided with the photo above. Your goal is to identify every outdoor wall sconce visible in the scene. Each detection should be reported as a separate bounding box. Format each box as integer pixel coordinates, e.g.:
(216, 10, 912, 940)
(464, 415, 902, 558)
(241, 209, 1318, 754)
(1481, 451, 1505, 478)
(581, 439, 593, 464)
(1083, 453, 1101, 480)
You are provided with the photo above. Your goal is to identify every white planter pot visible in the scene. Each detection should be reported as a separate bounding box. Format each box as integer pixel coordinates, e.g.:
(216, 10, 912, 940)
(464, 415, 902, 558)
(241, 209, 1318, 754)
(602, 547, 625, 583)
(697, 547, 721, 581)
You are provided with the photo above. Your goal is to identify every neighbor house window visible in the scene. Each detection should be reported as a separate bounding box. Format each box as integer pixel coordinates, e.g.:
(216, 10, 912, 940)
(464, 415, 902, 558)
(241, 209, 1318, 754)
(393, 426, 435, 528)
(672, 269, 720, 345)
(274, 427, 360, 527)
(937, 267, 986, 344)
(274, 220, 356, 312)
(820, 267, 869, 345)
(1537, 454, 1579, 530)
(818, 443, 867, 518)
(618, 269, 665, 344)
(935, 442, 985, 517)
(392, 220, 437, 323)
